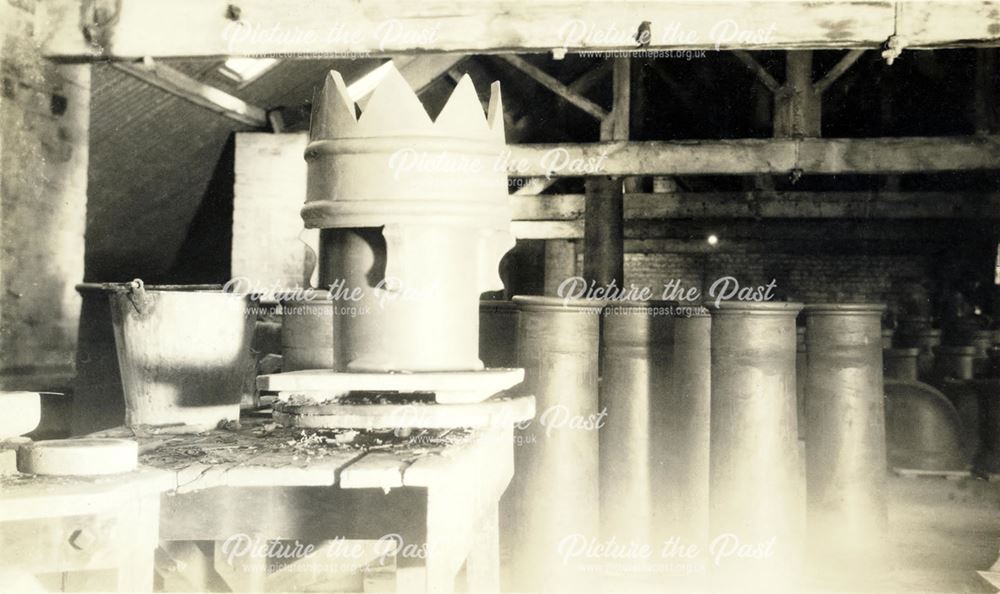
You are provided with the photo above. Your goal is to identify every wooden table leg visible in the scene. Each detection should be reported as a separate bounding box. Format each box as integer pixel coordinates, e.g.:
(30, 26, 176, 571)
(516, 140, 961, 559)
(465, 504, 500, 593)
(116, 492, 160, 592)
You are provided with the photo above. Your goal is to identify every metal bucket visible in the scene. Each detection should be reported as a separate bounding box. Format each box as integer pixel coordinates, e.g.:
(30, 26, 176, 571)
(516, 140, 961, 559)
(280, 289, 335, 371)
(108, 281, 254, 431)
(73, 283, 221, 435)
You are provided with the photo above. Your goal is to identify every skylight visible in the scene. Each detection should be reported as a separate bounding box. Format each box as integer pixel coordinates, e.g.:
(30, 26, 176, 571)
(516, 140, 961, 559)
(218, 58, 279, 84)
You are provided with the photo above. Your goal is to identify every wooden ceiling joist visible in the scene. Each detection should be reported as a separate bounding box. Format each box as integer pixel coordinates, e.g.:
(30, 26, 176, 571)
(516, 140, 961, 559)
(113, 59, 268, 127)
(507, 135, 1000, 177)
(39, 0, 1000, 60)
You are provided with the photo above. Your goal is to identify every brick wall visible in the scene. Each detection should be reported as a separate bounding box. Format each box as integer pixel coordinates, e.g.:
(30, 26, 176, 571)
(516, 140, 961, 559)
(624, 251, 932, 307)
(0, 0, 90, 388)
(232, 132, 317, 293)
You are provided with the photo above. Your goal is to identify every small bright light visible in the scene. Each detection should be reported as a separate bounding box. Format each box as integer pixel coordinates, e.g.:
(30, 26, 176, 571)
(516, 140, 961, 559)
(707, 234, 719, 246)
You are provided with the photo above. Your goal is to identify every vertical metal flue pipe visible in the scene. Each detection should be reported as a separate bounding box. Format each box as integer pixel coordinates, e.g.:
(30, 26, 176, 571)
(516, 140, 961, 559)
(600, 302, 672, 546)
(653, 306, 711, 550)
(708, 301, 803, 586)
(804, 304, 887, 577)
(796, 325, 808, 438)
(883, 348, 920, 382)
(505, 296, 601, 593)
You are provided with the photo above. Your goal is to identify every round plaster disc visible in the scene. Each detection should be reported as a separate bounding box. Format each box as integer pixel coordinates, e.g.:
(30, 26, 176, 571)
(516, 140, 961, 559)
(0, 391, 41, 439)
(17, 438, 138, 476)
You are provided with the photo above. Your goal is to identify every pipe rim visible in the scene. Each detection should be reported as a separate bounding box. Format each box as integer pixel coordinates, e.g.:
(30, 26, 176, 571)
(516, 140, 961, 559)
(479, 299, 518, 311)
(884, 347, 921, 356)
(934, 345, 978, 355)
(705, 300, 803, 315)
(512, 295, 605, 312)
(803, 303, 886, 315)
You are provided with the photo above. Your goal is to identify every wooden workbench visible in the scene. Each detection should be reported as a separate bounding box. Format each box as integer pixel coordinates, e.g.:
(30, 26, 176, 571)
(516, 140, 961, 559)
(90, 419, 515, 593)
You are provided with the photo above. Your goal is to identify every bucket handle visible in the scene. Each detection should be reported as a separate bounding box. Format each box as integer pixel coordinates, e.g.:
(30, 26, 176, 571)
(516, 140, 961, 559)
(125, 278, 148, 315)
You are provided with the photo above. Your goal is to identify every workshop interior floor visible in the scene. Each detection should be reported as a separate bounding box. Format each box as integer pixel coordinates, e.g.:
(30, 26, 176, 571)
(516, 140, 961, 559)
(883, 474, 1000, 593)
(584, 475, 1000, 594)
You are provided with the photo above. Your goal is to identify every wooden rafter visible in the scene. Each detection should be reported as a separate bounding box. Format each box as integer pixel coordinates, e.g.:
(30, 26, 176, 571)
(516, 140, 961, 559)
(732, 51, 781, 93)
(113, 59, 268, 127)
(497, 55, 608, 121)
(568, 61, 612, 94)
(813, 49, 866, 94)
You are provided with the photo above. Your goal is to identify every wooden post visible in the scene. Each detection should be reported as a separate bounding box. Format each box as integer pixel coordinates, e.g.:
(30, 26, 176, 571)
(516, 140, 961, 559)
(584, 58, 629, 287)
(583, 176, 623, 287)
(774, 51, 820, 137)
(975, 49, 996, 135)
(543, 239, 576, 295)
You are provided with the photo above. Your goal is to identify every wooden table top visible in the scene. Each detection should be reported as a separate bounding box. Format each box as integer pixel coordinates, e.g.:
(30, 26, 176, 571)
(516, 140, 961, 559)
(80, 417, 511, 494)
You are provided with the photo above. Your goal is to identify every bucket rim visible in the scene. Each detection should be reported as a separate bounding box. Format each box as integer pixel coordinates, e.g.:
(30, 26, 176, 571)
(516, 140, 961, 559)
(77, 282, 224, 293)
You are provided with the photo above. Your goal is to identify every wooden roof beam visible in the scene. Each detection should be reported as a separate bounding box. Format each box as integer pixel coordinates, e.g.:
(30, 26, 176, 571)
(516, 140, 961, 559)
(511, 192, 1000, 221)
(41, 0, 1000, 60)
(113, 58, 268, 127)
(507, 135, 1000, 177)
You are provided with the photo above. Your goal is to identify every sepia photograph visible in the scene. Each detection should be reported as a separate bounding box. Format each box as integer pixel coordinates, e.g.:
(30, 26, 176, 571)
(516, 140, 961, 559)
(2, 0, 1000, 592)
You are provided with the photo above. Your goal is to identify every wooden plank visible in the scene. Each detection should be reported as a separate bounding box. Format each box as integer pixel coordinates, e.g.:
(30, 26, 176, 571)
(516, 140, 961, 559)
(112, 60, 267, 127)
(50, 0, 1000, 59)
(272, 395, 535, 430)
(258, 368, 524, 404)
(510, 193, 584, 220)
(512, 192, 1000, 220)
(0, 467, 174, 521)
(159, 485, 428, 542)
(497, 55, 607, 121)
(507, 135, 1000, 177)
(234, 131, 1000, 176)
(223, 448, 363, 487)
(511, 220, 583, 239)
(338, 452, 410, 490)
